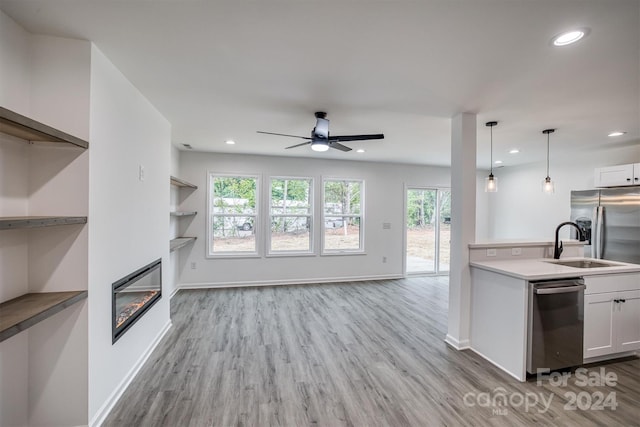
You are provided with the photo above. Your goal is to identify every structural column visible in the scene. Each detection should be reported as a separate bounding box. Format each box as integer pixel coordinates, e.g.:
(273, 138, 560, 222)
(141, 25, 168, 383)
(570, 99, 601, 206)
(446, 112, 476, 349)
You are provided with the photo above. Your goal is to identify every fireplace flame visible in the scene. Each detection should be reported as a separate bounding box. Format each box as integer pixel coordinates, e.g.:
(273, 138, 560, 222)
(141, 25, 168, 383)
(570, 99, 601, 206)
(116, 291, 158, 328)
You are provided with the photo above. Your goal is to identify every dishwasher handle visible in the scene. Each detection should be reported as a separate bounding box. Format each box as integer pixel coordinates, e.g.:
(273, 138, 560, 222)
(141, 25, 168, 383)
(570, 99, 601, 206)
(534, 284, 586, 295)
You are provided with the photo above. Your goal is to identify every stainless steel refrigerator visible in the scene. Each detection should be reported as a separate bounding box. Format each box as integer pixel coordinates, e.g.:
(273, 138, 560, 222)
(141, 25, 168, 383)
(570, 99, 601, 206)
(570, 187, 640, 264)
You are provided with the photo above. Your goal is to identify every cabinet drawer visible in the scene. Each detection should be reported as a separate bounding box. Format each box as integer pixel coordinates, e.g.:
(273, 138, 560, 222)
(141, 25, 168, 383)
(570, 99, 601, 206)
(584, 273, 640, 295)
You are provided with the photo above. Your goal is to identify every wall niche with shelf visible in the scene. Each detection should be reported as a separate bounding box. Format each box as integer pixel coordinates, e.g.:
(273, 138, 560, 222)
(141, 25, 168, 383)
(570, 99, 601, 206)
(169, 175, 197, 253)
(0, 106, 89, 426)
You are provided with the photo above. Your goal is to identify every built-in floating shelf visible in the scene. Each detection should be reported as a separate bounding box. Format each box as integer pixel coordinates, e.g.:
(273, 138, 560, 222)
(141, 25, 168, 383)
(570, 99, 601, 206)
(170, 211, 197, 217)
(170, 176, 197, 189)
(0, 291, 88, 343)
(0, 106, 89, 149)
(170, 237, 197, 252)
(0, 216, 87, 230)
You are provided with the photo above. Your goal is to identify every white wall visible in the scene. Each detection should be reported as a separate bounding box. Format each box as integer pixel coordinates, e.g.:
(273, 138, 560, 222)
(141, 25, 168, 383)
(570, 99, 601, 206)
(175, 152, 450, 287)
(0, 12, 91, 426)
(487, 143, 640, 240)
(0, 9, 30, 115)
(27, 35, 91, 427)
(475, 170, 490, 241)
(88, 45, 172, 425)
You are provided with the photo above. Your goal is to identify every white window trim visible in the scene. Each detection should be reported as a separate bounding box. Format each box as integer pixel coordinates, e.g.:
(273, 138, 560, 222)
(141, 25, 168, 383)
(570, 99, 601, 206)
(321, 177, 365, 255)
(266, 176, 315, 257)
(207, 172, 261, 259)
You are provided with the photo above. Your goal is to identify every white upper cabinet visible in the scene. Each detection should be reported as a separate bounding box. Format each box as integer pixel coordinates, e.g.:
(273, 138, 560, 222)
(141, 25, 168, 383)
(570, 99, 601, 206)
(594, 163, 639, 187)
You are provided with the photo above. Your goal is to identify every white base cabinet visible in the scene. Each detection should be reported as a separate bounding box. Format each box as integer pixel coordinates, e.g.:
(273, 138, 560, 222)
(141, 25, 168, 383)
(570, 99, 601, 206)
(584, 273, 640, 360)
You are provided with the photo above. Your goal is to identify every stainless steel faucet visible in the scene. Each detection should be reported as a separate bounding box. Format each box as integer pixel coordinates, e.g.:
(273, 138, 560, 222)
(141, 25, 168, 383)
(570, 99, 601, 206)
(554, 221, 584, 259)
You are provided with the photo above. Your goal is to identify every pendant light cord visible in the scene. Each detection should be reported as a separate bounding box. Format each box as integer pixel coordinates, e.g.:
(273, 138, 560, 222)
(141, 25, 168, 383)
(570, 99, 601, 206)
(490, 124, 493, 174)
(546, 132, 550, 178)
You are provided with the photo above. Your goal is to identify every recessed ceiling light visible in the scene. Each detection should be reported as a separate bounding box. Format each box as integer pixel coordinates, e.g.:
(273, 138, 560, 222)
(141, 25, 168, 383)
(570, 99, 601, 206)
(225, 140, 235, 145)
(608, 131, 626, 137)
(509, 149, 520, 154)
(356, 149, 365, 153)
(494, 160, 503, 165)
(552, 29, 588, 46)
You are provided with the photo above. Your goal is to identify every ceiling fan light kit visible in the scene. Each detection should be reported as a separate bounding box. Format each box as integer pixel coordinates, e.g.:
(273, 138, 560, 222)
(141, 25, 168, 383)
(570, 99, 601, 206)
(257, 111, 384, 153)
(311, 140, 329, 152)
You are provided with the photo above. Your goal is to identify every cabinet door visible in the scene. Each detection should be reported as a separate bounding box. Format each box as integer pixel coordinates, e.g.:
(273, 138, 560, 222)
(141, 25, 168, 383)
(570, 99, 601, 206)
(594, 164, 633, 187)
(584, 293, 616, 358)
(616, 290, 640, 353)
(633, 163, 640, 185)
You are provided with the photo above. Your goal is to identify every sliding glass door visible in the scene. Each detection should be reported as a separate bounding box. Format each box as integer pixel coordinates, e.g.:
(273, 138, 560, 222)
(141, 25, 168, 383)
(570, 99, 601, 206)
(405, 187, 450, 275)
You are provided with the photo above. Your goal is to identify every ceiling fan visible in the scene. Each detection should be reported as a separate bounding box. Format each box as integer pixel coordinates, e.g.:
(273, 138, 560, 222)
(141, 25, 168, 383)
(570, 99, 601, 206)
(257, 112, 384, 152)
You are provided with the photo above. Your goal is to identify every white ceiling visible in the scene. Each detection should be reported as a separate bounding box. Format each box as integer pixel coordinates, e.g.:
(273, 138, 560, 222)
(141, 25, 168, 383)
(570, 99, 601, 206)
(1, 0, 639, 167)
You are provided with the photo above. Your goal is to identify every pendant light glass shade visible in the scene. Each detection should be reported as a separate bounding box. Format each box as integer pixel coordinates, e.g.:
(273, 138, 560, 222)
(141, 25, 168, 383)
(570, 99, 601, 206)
(484, 121, 498, 193)
(485, 174, 498, 192)
(542, 129, 555, 194)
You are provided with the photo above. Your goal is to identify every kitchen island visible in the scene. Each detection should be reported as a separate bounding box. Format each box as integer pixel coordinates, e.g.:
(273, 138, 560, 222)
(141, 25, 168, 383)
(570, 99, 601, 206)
(469, 257, 640, 381)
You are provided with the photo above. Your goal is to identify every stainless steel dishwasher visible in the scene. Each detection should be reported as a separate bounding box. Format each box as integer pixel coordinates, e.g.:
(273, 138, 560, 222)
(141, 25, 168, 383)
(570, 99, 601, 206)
(527, 278, 585, 374)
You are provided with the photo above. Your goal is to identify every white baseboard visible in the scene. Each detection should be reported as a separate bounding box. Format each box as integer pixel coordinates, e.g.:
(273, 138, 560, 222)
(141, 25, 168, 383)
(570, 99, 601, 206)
(583, 351, 638, 365)
(444, 334, 470, 350)
(168, 286, 180, 299)
(90, 320, 172, 427)
(177, 273, 403, 290)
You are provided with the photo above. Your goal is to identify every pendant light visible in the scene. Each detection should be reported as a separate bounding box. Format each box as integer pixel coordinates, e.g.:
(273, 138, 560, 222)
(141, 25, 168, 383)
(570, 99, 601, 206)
(484, 121, 498, 192)
(542, 129, 555, 194)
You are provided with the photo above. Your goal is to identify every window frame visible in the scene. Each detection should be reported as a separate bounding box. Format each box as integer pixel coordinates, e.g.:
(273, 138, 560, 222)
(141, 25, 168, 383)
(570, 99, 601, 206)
(267, 176, 315, 257)
(321, 177, 365, 255)
(207, 172, 261, 258)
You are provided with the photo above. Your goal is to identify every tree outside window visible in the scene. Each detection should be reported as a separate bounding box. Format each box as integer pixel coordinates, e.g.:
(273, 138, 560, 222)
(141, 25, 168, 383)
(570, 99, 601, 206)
(209, 175, 258, 256)
(323, 179, 363, 253)
(269, 177, 313, 254)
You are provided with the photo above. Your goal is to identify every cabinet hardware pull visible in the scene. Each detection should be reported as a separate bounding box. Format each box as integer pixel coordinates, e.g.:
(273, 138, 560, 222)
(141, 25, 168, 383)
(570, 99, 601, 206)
(614, 299, 619, 303)
(620, 299, 626, 303)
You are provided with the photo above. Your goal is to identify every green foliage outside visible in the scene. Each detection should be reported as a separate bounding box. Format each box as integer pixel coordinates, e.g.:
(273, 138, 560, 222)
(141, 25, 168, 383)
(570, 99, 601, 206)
(407, 189, 451, 228)
(271, 178, 310, 206)
(271, 178, 311, 234)
(324, 180, 361, 214)
(213, 176, 257, 213)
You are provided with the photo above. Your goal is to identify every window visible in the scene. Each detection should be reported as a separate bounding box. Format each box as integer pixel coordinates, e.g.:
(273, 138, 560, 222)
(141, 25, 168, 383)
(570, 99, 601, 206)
(208, 174, 259, 256)
(269, 177, 313, 254)
(323, 179, 363, 253)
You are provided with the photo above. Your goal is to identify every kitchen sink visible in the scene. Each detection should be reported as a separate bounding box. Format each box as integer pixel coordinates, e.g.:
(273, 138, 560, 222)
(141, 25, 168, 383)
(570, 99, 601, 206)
(545, 260, 617, 268)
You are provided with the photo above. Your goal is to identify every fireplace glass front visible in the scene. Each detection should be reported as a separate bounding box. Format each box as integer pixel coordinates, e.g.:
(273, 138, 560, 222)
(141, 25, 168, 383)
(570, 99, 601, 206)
(112, 258, 162, 343)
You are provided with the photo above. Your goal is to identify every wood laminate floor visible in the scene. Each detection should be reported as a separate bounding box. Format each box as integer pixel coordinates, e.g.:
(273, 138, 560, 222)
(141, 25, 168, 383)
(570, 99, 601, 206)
(103, 277, 640, 426)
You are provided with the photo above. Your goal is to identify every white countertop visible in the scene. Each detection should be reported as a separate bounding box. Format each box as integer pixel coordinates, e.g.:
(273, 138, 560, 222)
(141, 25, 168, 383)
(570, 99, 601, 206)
(470, 257, 640, 280)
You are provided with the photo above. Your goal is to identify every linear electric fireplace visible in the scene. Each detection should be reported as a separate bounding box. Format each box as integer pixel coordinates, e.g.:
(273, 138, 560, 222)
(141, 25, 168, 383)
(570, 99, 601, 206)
(112, 258, 162, 343)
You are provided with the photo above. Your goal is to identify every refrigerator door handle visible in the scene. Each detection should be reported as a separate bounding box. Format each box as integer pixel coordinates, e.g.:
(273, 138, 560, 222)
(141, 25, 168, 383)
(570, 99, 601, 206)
(595, 206, 604, 259)
(591, 206, 598, 258)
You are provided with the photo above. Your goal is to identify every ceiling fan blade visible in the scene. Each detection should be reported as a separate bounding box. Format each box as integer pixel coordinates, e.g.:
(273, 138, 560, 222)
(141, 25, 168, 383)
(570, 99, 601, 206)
(328, 133, 384, 142)
(285, 141, 311, 149)
(257, 131, 310, 139)
(330, 142, 352, 152)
